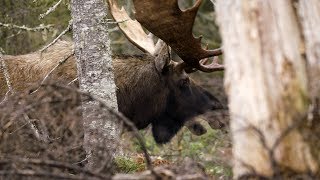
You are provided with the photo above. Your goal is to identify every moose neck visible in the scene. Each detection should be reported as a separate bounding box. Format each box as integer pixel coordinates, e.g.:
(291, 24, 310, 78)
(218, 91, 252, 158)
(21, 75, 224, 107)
(113, 54, 170, 129)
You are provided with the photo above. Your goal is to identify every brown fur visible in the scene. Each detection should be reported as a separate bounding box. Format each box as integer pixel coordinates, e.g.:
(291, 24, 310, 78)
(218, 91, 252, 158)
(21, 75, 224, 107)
(0, 41, 222, 143)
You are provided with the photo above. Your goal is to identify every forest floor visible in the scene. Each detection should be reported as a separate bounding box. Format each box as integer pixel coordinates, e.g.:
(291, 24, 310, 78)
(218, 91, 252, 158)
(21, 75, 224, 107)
(0, 74, 231, 179)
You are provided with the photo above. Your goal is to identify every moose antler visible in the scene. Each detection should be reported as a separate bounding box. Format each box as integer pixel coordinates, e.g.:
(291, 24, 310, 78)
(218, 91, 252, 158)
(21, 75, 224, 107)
(132, 0, 223, 72)
(108, 0, 165, 56)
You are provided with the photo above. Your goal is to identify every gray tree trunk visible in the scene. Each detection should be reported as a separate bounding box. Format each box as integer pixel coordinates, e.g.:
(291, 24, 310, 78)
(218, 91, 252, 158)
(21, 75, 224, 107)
(215, 0, 320, 178)
(70, 0, 121, 171)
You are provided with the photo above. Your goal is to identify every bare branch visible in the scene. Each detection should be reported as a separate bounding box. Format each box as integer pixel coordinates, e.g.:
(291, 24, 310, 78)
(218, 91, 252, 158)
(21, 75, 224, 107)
(0, 52, 13, 104)
(30, 50, 75, 94)
(0, 22, 53, 31)
(23, 114, 44, 142)
(40, 20, 72, 52)
(42, 84, 156, 174)
(39, 0, 64, 19)
(68, 78, 78, 86)
(0, 170, 84, 180)
(0, 157, 110, 179)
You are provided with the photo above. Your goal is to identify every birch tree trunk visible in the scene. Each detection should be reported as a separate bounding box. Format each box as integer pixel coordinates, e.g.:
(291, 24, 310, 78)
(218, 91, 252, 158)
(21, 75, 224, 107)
(70, 0, 121, 170)
(215, 0, 320, 178)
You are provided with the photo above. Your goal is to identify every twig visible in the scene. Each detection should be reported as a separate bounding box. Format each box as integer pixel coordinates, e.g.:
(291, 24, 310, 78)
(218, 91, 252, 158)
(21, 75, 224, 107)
(23, 114, 42, 141)
(68, 78, 78, 86)
(39, 0, 63, 19)
(43, 84, 156, 174)
(0, 170, 84, 180)
(8, 83, 156, 177)
(8, 120, 33, 135)
(0, 22, 53, 31)
(0, 157, 110, 179)
(40, 20, 72, 52)
(106, 19, 129, 24)
(23, 114, 50, 143)
(30, 50, 75, 94)
(73, 153, 91, 165)
(0, 52, 13, 104)
(5, 30, 22, 40)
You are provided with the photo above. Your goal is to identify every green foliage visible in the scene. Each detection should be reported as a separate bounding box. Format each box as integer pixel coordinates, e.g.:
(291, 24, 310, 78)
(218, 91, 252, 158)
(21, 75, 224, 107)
(114, 156, 145, 173)
(0, 0, 221, 55)
(205, 162, 232, 177)
(129, 123, 232, 178)
(0, 0, 71, 54)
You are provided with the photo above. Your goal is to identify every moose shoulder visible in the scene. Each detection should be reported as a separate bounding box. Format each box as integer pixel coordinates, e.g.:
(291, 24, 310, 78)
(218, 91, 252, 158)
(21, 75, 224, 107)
(0, 41, 222, 144)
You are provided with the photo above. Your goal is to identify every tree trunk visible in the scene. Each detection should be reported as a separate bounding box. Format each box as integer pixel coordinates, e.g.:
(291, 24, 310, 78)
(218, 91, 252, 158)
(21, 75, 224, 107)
(298, 0, 320, 109)
(70, 0, 121, 171)
(215, 0, 320, 178)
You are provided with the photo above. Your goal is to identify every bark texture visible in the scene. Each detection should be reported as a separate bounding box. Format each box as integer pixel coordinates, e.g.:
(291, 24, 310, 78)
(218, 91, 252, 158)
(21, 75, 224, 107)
(297, 0, 320, 171)
(215, 0, 319, 178)
(70, 0, 120, 170)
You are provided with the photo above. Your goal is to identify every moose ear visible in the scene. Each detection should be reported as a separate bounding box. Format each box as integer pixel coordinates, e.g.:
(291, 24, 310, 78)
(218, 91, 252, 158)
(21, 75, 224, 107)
(154, 41, 171, 73)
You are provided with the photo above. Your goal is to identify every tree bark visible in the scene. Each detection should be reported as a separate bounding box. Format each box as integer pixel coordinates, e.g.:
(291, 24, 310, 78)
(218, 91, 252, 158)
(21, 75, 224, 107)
(215, 0, 319, 178)
(298, 0, 320, 102)
(70, 0, 121, 170)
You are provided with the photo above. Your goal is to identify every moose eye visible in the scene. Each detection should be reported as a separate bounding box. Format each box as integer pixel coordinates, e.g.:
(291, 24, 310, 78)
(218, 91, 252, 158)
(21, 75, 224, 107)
(179, 78, 190, 88)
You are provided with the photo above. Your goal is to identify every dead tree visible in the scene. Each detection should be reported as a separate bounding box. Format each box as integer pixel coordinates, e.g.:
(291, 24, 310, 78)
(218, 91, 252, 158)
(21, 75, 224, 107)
(215, 0, 320, 178)
(70, 0, 120, 170)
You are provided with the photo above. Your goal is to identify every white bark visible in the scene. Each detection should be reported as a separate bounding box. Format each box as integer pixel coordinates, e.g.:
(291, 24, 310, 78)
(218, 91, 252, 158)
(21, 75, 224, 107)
(298, 0, 320, 99)
(70, 0, 121, 170)
(215, 0, 319, 178)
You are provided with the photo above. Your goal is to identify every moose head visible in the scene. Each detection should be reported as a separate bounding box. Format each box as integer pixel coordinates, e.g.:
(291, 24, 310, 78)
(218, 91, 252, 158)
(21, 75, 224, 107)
(108, 0, 224, 143)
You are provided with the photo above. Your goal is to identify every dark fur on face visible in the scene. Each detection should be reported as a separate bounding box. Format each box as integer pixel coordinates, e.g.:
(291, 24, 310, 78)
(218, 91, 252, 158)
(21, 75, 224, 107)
(151, 79, 223, 144)
(114, 53, 223, 144)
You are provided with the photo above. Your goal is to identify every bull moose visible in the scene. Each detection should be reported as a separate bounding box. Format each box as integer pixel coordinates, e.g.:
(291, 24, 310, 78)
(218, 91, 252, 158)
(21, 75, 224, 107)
(0, 0, 224, 143)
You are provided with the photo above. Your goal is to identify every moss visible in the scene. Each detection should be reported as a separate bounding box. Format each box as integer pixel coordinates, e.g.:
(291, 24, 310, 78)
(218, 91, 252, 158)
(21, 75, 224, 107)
(128, 125, 232, 178)
(114, 156, 145, 173)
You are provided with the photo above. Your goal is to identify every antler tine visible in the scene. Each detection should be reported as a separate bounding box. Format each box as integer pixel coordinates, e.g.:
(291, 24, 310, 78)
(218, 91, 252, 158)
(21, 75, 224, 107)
(198, 56, 224, 72)
(183, 46, 224, 73)
(107, 0, 156, 55)
(132, 0, 223, 72)
(198, 47, 224, 72)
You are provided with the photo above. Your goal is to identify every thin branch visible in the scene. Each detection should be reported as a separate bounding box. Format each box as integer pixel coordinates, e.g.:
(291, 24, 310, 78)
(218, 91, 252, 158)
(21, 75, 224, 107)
(0, 52, 13, 104)
(106, 19, 129, 24)
(40, 20, 72, 52)
(73, 153, 91, 165)
(0, 170, 83, 180)
(43, 84, 156, 174)
(30, 50, 75, 94)
(0, 90, 11, 105)
(0, 22, 53, 32)
(8, 120, 34, 135)
(68, 78, 78, 86)
(23, 114, 50, 143)
(11, 83, 156, 175)
(39, 0, 63, 19)
(0, 157, 110, 179)
(23, 114, 42, 141)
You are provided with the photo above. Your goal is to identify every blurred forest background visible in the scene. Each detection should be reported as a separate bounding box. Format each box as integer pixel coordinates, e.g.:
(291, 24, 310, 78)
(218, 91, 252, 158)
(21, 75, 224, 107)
(0, 0, 231, 179)
(0, 0, 221, 55)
